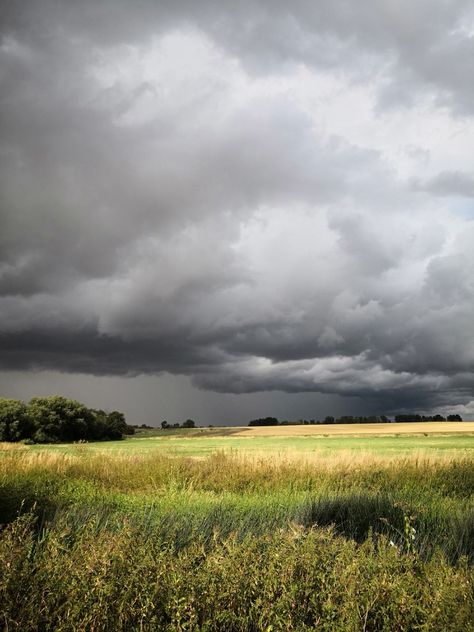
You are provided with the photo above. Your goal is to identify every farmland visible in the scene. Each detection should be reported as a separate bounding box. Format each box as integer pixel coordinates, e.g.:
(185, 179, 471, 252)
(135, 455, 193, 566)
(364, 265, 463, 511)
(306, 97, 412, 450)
(1, 424, 474, 630)
(19, 421, 474, 458)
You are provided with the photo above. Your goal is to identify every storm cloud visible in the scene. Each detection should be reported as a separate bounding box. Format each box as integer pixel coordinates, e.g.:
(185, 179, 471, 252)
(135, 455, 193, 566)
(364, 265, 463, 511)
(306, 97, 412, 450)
(1, 0, 474, 417)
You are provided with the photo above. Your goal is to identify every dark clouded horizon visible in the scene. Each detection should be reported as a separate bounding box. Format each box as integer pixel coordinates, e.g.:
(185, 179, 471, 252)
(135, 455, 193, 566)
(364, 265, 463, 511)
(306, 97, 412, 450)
(1, 1, 474, 424)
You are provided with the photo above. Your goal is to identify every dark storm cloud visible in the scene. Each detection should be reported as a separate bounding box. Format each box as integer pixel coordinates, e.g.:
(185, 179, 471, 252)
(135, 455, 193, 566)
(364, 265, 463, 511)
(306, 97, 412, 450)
(1, 0, 474, 415)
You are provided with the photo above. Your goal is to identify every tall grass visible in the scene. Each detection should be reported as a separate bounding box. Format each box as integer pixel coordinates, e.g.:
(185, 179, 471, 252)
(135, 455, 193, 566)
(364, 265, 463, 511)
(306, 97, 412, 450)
(1, 512, 474, 631)
(1, 450, 473, 557)
(1, 447, 474, 629)
(2, 446, 474, 494)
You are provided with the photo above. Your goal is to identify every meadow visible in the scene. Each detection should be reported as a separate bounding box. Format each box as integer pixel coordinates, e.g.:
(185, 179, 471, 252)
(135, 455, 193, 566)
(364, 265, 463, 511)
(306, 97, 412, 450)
(1, 424, 474, 630)
(21, 421, 474, 457)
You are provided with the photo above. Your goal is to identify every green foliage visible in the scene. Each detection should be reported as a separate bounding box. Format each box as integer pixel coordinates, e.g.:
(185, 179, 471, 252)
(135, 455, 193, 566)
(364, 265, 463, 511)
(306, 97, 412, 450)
(394, 413, 463, 422)
(1, 512, 473, 631)
(0, 398, 32, 441)
(182, 418, 196, 428)
(1, 450, 474, 561)
(28, 396, 94, 442)
(248, 417, 279, 426)
(90, 408, 127, 440)
(0, 395, 132, 443)
(1, 439, 474, 629)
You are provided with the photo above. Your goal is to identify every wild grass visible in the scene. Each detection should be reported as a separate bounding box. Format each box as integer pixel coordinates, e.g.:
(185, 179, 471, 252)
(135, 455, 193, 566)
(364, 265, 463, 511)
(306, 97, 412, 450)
(1, 444, 474, 629)
(2, 512, 474, 631)
(2, 446, 474, 495)
(1, 449, 473, 555)
(11, 430, 474, 458)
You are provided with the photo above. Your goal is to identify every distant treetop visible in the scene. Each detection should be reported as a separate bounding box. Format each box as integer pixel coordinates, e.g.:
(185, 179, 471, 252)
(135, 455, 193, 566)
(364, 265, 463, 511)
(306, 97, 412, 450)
(248, 417, 279, 426)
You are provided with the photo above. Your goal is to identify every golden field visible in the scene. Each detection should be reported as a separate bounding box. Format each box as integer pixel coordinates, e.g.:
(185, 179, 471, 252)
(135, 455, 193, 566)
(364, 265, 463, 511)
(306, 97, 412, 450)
(230, 421, 474, 437)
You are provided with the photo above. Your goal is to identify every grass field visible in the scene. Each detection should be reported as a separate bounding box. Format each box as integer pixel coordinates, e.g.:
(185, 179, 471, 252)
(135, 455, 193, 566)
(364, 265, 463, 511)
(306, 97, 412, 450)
(1, 425, 474, 630)
(11, 421, 474, 458)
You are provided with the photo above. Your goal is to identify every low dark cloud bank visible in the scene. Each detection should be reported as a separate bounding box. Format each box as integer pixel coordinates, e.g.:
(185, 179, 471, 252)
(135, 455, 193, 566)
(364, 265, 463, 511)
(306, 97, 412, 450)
(1, 1, 474, 415)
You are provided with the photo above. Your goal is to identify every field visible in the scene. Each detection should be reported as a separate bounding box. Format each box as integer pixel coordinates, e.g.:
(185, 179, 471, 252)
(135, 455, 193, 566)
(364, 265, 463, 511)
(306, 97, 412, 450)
(21, 421, 474, 458)
(2, 424, 474, 630)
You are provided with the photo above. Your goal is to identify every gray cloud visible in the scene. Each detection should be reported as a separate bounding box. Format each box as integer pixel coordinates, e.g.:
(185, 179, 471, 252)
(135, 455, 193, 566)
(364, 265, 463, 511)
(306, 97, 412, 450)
(414, 171, 474, 197)
(3, 1, 474, 111)
(1, 1, 474, 417)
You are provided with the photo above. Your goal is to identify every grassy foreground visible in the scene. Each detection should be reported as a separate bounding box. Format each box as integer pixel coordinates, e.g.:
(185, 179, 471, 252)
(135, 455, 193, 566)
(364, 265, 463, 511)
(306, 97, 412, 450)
(1, 433, 474, 630)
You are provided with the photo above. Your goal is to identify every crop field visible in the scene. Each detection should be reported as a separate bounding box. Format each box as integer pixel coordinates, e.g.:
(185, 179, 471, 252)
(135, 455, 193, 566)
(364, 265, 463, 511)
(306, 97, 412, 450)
(1, 425, 474, 630)
(14, 421, 474, 459)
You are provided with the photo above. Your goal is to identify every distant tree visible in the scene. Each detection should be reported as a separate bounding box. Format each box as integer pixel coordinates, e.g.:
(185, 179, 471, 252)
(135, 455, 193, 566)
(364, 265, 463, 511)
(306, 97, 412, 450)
(105, 410, 129, 439)
(248, 417, 279, 427)
(89, 409, 109, 439)
(394, 414, 423, 423)
(447, 414, 463, 421)
(161, 420, 169, 429)
(182, 419, 196, 428)
(0, 398, 32, 441)
(324, 416, 335, 424)
(337, 416, 355, 424)
(89, 408, 129, 440)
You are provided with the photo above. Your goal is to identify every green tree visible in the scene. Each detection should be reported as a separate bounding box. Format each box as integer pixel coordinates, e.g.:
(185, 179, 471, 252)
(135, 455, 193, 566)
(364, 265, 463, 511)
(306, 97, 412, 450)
(105, 410, 128, 439)
(0, 398, 32, 441)
(27, 396, 94, 443)
(182, 419, 196, 428)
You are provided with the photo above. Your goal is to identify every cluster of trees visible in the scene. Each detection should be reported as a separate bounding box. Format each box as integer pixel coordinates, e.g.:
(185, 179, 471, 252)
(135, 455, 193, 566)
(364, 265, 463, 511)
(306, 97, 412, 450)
(320, 416, 390, 424)
(0, 396, 134, 444)
(394, 414, 462, 422)
(248, 417, 279, 427)
(161, 419, 196, 429)
(248, 413, 463, 426)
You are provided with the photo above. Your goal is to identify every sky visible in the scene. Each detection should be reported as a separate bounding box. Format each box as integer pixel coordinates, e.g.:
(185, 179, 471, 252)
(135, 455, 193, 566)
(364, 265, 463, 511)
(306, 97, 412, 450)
(1, 1, 474, 425)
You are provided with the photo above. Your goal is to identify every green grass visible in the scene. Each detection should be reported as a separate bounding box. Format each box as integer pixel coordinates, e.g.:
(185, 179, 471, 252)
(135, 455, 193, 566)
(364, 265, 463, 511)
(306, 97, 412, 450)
(19, 429, 474, 457)
(2, 434, 474, 630)
(3, 511, 474, 631)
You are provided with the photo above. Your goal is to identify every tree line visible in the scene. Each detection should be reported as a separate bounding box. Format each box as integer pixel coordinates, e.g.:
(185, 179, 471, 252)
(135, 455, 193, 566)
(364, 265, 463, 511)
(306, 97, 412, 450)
(248, 413, 463, 426)
(0, 396, 135, 444)
(160, 419, 196, 429)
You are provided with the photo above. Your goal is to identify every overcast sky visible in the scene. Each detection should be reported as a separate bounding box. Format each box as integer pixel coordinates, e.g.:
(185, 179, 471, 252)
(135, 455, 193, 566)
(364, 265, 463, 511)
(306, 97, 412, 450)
(1, 1, 474, 425)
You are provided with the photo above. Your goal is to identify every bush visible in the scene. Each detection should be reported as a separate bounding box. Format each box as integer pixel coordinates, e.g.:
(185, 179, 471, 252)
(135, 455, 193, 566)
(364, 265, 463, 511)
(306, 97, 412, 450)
(0, 398, 33, 441)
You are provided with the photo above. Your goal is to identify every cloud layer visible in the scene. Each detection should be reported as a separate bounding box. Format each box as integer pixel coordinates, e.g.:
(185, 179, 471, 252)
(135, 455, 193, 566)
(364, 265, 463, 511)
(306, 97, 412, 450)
(1, 1, 474, 414)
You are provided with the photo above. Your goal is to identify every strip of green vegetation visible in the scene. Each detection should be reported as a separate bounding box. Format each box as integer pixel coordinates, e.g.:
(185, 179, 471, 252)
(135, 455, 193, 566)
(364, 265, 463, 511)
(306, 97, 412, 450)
(2, 447, 474, 629)
(20, 431, 474, 457)
(1, 451, 474, 560)
(2, 511, 474, 631)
